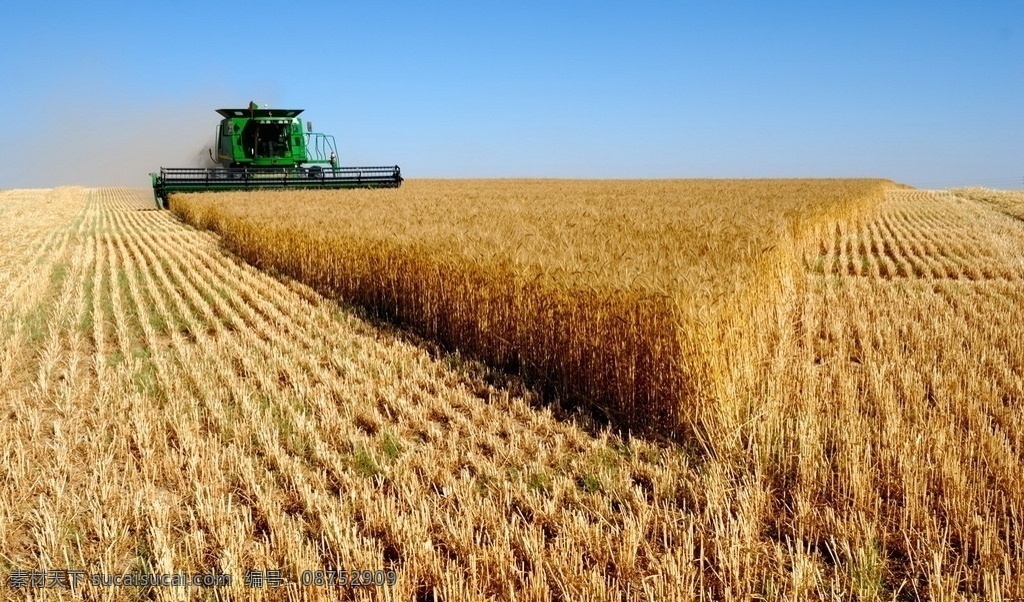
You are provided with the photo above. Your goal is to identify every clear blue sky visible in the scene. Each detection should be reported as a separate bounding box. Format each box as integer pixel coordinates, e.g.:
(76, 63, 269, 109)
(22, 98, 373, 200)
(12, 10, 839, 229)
(1, 1, 1021, 189)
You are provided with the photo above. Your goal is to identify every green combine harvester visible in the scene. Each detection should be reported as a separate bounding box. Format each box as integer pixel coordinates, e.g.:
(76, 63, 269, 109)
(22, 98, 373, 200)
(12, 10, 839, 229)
(150, 102, 402, 208)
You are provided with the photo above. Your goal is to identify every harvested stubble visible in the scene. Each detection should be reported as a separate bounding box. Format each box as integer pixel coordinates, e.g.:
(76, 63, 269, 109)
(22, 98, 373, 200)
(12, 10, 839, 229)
(952, 186, 1024, 223)
(173, 179, 892, 444)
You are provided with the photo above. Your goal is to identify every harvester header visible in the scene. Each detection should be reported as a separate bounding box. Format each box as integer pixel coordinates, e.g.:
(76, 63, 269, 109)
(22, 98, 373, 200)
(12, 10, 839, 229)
(150, 103, 402, 208)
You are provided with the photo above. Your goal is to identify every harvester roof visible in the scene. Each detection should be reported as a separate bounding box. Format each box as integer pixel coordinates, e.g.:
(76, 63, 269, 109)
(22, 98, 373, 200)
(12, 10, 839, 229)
(215, 108, 304, 119)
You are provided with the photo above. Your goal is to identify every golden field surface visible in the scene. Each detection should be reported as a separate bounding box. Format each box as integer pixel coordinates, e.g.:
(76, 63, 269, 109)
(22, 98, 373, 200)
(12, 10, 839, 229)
(0, 183, 1020, 601)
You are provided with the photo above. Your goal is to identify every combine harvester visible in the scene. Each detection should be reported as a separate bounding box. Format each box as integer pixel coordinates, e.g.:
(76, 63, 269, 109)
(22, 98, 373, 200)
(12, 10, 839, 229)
(151, 102, 402, 208)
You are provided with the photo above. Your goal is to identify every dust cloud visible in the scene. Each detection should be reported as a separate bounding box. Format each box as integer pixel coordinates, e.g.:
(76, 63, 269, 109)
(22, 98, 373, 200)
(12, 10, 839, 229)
(2, 92, 251, 189)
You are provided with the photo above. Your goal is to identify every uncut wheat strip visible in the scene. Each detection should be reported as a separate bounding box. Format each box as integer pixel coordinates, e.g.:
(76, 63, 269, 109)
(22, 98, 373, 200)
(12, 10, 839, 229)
(188, 190, 729, 458)
(178, 188, 655, 442)
(193, 188, 839, 405)
(193, 185, 782, 303)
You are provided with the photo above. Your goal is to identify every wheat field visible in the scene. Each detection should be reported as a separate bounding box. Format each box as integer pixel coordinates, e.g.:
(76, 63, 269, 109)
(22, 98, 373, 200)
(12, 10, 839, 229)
(0, 184, 1022, 600)
(172, 179, 892, 447)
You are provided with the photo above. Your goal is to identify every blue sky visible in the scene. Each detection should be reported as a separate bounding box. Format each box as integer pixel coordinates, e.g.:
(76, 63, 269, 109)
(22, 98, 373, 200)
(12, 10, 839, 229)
(1, 1, 1022, 189)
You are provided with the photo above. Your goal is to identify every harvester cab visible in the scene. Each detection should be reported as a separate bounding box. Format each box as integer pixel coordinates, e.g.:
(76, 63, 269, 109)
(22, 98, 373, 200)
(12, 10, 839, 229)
(150, 103, 402, 208)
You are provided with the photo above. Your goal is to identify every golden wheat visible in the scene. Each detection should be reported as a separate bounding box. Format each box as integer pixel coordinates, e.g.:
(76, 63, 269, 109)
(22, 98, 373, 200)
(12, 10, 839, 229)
(173, 178, 891, 448)
(2, 184, 1023, 600)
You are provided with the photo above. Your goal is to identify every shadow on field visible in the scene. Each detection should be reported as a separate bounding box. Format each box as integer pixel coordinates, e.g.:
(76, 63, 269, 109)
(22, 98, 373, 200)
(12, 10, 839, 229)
(330, 292, 646, 442)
